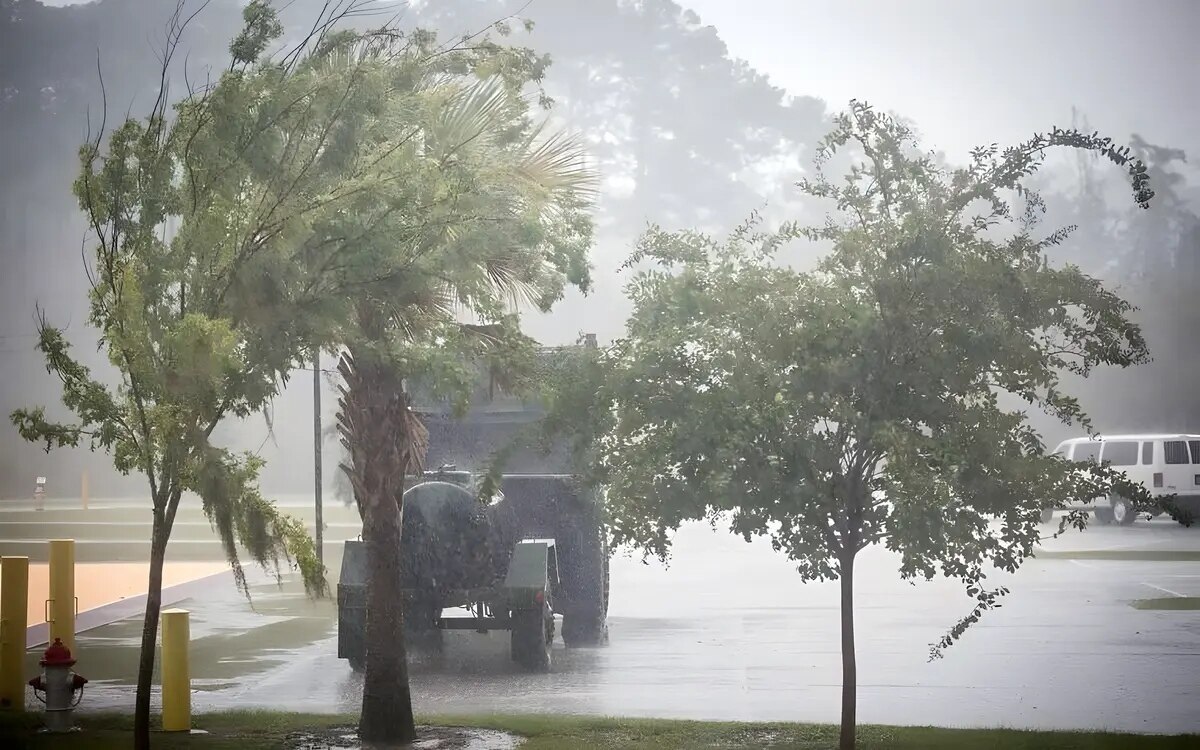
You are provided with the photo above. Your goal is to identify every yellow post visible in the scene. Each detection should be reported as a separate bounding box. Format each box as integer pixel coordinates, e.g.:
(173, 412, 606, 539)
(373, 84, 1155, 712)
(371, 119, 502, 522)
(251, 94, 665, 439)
(81, 472, 89, 511)
(47, 540, 75, 653)
(161, 609, 191, 732)
(0, 556, 30, 711)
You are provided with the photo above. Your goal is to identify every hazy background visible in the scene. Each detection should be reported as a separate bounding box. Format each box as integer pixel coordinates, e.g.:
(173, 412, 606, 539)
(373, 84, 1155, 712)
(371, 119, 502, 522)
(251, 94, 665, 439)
(3, 0, 1198, 501)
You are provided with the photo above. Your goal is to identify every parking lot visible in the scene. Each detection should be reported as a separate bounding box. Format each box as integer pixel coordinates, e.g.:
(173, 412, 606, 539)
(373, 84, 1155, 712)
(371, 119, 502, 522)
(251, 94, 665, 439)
(39, 514, 1199, 734)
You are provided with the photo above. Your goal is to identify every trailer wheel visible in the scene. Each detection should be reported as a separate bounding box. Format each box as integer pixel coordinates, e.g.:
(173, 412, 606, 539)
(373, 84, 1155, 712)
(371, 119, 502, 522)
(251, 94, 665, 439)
(404, 596, 443, 653)
(511, 603, 552, 672)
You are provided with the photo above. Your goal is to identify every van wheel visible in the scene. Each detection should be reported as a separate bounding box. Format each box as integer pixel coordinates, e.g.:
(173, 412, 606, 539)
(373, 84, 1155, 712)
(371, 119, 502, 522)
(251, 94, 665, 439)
(1110, 495, 1136, 526)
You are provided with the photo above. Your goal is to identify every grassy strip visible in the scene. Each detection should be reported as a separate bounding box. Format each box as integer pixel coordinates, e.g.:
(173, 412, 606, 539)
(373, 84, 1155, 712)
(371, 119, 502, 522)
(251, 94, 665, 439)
(0, 710, 1197, 749)
(1037, 550, 1200, 561)
(1132, 597, 1200, 610)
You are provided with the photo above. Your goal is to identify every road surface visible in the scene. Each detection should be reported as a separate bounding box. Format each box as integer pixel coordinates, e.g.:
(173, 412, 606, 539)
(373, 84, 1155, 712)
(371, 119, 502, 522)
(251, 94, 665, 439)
(32, 513, 1200, 734)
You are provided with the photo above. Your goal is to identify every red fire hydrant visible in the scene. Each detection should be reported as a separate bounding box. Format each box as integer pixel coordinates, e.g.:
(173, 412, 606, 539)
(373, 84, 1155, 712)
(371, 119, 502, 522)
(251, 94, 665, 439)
(28, 638, 87, 732)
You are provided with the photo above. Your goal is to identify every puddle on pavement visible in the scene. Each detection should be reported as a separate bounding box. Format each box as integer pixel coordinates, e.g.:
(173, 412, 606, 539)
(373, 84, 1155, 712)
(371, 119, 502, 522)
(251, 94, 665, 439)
(287, 726, 521, 749)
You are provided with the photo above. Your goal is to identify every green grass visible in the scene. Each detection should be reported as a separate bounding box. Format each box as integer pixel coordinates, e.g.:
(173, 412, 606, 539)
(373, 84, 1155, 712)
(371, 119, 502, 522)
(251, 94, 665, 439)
(1132, 597, 1200, 610)
(1, 710, 1197, 749)
(1037, 550, 1200, 562)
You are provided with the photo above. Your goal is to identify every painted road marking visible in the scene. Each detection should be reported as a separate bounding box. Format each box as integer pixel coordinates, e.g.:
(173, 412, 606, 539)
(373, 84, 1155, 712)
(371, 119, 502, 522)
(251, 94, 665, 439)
(1142, 582, 1187, 598)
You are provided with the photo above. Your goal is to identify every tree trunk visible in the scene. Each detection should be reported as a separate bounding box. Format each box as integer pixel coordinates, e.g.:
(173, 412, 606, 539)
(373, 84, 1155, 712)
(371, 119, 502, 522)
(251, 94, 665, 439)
(134, 520, 168, 750)
(338, 345, 427, 745)
(838, 550, 858, 750)
(359, 500, 415, 743)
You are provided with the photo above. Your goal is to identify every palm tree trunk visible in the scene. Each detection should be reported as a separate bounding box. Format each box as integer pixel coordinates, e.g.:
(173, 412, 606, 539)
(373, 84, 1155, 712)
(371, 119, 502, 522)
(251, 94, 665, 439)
(134, 515, 168, 750)
(838, 549, 858, 750)
(359, 497, 415, 743)
(338, 344, 427, 744)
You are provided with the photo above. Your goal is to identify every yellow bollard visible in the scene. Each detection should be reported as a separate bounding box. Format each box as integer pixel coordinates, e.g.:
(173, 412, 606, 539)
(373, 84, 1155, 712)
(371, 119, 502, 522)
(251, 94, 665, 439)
(161, 609, 190, 732)
(47, 540, 75, 653)
(0, 556, 30, 711)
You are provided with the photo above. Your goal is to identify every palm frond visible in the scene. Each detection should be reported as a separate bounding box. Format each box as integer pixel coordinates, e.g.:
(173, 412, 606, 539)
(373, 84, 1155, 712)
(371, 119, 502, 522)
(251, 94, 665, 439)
(516, 122, 599, 202)
(483, 249, 546, 309)
(427, 78, 512, 161)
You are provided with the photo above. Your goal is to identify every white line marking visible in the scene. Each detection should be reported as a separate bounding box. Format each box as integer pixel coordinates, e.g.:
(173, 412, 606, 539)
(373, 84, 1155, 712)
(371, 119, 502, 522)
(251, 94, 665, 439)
(1142, 583, 1187, 598)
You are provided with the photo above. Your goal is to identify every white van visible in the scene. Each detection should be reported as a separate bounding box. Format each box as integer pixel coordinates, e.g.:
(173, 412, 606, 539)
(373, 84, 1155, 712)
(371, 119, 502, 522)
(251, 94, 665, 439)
(1050, 434, 1200, 525)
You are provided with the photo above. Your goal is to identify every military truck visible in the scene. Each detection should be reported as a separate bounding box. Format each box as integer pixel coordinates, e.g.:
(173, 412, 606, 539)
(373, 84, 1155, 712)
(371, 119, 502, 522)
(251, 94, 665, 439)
(337, 338, 609, 672)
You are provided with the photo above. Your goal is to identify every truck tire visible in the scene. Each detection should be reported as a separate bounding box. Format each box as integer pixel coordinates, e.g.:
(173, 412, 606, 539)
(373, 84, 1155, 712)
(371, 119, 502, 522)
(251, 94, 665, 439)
(1110, 495, 1137, 526)
(511, 603, 553, 672)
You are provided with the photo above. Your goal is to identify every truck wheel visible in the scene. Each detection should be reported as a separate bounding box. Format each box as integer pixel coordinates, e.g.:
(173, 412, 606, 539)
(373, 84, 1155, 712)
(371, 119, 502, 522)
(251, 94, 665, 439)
(511, 604, 552, 672)
(1110, 495, 1137, 526)
(1092, 506, 1114, 525)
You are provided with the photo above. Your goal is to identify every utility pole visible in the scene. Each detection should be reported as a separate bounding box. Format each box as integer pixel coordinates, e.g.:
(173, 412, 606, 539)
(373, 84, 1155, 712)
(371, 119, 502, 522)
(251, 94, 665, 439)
(313, 352, 324, 564)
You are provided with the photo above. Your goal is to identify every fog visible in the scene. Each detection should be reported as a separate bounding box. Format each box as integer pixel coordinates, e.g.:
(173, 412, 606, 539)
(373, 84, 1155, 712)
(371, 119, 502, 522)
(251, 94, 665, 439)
(2, 0, 1198, 501)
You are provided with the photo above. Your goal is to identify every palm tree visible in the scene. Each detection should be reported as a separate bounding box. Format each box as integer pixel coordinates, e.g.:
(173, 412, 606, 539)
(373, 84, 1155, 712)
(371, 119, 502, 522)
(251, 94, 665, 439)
(325, 50, 595, 742)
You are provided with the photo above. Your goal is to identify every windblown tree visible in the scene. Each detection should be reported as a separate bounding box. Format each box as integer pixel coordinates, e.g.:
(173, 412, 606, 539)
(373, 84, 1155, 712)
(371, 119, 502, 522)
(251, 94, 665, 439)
(321, 39, 595, 743)
(5, 2, 424, 747)
(575, 102, 1169, 750)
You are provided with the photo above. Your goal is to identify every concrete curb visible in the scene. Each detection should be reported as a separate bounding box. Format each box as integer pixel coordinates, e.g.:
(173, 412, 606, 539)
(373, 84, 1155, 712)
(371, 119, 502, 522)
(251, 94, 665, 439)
(25, 568, 232, 649)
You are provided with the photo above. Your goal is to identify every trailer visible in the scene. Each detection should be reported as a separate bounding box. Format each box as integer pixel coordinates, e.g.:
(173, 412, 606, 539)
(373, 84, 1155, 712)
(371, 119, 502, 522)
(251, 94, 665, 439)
(337, 470, 609, 672)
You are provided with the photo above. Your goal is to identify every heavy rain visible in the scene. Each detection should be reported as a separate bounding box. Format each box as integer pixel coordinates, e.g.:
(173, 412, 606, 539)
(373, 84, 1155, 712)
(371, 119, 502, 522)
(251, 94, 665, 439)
(1, 2, 1199, 749)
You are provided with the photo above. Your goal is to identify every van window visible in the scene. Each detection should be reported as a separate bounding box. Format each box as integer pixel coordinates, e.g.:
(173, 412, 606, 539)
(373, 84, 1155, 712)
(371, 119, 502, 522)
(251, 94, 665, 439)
(1100, 441, 1138, 466)
(1142, 441, 1154, 465)
(1165, 441, 1190, 464)
(1190, 440, 1200, 464)
(1074, 443, 1101, 463)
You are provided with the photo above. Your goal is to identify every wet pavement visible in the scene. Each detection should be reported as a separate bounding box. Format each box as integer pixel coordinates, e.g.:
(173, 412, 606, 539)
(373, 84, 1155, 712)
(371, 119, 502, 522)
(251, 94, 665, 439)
(17, 505, 1200, 735)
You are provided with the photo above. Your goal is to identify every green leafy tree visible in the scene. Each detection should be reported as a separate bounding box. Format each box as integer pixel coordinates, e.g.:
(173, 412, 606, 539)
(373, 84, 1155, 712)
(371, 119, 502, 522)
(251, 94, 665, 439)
(576, 102, 1169, 750)
(5, 2, 413, 746)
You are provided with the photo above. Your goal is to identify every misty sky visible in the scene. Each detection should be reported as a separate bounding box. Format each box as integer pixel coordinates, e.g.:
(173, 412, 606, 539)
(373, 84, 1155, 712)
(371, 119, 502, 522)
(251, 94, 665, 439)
(683, 0, 1200, 161)
(41, 0, 1200, 161)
